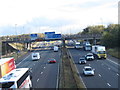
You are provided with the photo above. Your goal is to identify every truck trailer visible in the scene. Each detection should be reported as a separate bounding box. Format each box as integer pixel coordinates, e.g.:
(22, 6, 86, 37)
(0, 57, 16, 78)
(92, 45, 107, 59)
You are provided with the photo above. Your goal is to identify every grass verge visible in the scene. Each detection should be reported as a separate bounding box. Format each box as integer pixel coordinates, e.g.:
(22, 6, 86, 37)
(59, 46, 86, 89)
(2, 51, 27, 60)
(107, 48, 120, 59)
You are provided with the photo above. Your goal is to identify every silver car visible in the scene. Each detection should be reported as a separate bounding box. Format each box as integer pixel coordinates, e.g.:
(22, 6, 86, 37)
(78, 58, 87, 64)
(85, 53, 94, 60)
(83, 66, 95, 76)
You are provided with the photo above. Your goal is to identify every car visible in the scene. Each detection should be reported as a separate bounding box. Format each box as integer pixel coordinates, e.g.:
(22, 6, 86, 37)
(32, 52, 40, 61)
(83, 66, 95, 76)
(78, 58, 86, 64)
(48, 58, 56, 63)
(85, 53, 94, 60)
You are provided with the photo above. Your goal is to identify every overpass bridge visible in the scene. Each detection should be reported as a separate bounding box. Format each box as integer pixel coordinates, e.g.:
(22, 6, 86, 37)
(1, 34, 102, 50)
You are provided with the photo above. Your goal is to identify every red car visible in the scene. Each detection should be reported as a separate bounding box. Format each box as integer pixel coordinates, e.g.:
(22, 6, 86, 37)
(48, 58, 56, 63)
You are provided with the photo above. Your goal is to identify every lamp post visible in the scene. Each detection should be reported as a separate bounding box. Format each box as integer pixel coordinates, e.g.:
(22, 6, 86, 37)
(15, 24, 18, 59)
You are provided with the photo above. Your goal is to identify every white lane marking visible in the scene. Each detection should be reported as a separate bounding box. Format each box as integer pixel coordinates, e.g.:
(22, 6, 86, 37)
(37, 79, 39, 82)
(107, 83, 111, 87)
(41, 72, 43, 74)
(16, 53, 31, 66)
(56, 63, 59, 89)
(117, 73, 119, 76)
(98, 74, 101, 77)
(107, 59, 120, 66)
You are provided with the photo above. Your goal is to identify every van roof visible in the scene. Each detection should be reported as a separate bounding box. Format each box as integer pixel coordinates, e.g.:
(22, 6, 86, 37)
(0, 68, 29, 82)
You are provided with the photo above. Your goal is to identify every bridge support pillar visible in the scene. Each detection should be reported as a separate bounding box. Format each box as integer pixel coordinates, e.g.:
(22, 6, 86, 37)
(93, 37, 96, 45)
(27, 43, 32, 50)
(62, 39, 66, 48)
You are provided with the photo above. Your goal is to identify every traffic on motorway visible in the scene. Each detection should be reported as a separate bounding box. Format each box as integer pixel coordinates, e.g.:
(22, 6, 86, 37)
(68, 41, 119, 88)
(0, 41, 119, 89)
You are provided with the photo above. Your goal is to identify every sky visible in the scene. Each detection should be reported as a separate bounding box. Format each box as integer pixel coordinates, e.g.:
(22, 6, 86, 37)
(0, 0, 119, 36)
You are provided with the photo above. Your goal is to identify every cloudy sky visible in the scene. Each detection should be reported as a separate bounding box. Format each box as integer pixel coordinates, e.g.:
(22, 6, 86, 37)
(0, 0, 118, 36)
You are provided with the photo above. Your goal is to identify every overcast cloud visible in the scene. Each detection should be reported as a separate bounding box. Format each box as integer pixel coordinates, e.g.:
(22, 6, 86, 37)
(0, 0, 118, 36)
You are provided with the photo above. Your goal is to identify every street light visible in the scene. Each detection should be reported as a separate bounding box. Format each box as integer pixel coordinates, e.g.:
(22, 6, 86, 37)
(15, 24, 18, 59)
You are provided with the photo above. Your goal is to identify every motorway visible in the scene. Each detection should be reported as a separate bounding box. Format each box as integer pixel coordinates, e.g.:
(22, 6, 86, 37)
(69, 48, 119, 89)
(13, 44, 119, 89)
(15, 49, 61, 88)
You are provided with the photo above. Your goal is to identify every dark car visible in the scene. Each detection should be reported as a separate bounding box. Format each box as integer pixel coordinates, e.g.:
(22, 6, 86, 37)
(48, 58, 56, 63)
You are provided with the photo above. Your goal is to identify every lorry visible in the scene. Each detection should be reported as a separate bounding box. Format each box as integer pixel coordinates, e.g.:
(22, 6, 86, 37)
(92, 45, 107, 59)
(54, 46, 58, 52)
(0, 68, 32, 88)
(75, 42, 83, 49)
(83, 41, 91, 51)
(0, 57, 16, 78)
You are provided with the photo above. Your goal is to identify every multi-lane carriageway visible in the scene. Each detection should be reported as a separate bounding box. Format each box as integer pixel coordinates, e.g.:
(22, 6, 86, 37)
(69, 48, 119, 89)
(16, 49, 60, 88)
(15, 47, 119, 89)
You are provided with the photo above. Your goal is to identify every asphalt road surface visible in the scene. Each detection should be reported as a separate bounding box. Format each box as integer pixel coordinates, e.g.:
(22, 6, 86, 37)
(69, 48, 119, 89)
(16, 49, 61, 88)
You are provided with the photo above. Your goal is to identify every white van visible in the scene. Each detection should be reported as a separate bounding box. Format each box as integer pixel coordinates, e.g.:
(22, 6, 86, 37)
(54, 46, 58, 52)
(32, 52, 40, 60)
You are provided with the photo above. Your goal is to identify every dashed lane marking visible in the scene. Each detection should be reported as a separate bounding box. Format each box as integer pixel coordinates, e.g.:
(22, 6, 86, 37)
(107, 83, 111, 87)
(117, 73, 119, 76)
(98, 74, 101, 77)
(37, 79, 39, 82)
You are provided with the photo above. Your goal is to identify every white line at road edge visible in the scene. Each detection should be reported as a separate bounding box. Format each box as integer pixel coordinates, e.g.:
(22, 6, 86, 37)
(68, 49, 87, 89)
(16, 53, 31, 67)
(56, 61, 59, 89)
(16, 49, 38, 67)
(107, 58, 120, 66)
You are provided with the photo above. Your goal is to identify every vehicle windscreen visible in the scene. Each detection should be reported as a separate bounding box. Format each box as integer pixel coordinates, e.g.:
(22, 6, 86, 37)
(0, 82, 14, 88)
(98, 51, 106, 54)
(85, 68, 92, 71)
(33, 55, 37, 57)
(87, 55, 93, 56)
(80, 59, 85, 61)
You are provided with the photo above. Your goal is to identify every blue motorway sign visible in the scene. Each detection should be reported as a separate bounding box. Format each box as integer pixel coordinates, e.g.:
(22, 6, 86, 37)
(30, 34, 38, 40)
(45, 32, 61, 39)
(30, 34, 38, 37)
(53, 34, 61, 38)
(45, 32, 55, 35)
